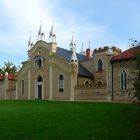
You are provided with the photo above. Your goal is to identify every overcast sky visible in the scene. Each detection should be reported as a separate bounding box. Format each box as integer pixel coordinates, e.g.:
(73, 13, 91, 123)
(0, 0, 140, 66)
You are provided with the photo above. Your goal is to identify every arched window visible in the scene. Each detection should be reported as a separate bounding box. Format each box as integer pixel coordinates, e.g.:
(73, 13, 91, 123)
(85, 81, 90, 86)
(37, 75, 43, 82)
(120, 70, 127, 90)
(21, 79, 24, 94)
(97, 59, 103, 71)
(97, 81, 103, 87)
(59, 75, 64, 92)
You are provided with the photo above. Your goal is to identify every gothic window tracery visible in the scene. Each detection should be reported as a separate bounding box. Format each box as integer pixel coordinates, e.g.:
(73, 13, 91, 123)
(120, 70, 127, 90)
(97, 59, 103, 71)
(59, 74, 64, 92)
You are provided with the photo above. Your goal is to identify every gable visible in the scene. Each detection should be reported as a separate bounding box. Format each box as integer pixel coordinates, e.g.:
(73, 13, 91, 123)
(28, 40, 50, 60)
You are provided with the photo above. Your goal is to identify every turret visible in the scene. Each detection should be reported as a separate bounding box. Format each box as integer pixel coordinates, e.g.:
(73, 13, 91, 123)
(70, 34, 78, 85)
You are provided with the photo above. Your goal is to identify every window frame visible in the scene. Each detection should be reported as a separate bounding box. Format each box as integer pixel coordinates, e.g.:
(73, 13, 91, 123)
(97, 59, 103, 72)
(120, 70, 127, 90)
(21, 79, 24, 95)
(59, 74, 64, 92)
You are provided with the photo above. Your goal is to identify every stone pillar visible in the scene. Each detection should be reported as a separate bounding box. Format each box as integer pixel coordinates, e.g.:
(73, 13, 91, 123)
(28, 69, 31, 99)
(42, 82, 44, 100)
(70, 62, 78, 101)
(106, 55, 112, 101)
(15, 81, 18, 99)
(48, 42, 57, 100)
(49, 65, 53, 100)
(4, 75, 8, 99)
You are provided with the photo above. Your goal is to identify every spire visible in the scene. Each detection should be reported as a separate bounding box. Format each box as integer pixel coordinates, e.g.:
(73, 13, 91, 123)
(70, 48, 78, 62)
(81, 43, 84, 52)
(88, 41, 91, 49)
(49, 24, 53, 37)
(70, 33, 78, 62)
(49, 24, 56, 43)
(28, 34, 33, 50)
(38, 23, 42, 40)
(70, 32, 76, 51)
(37, 22, 45, 41)
(28, 35, 31, 47)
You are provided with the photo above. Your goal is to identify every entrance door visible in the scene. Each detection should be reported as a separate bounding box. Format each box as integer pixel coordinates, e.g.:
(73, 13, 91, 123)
(38, 84, 42, 99)
(36, 75, 43, 100)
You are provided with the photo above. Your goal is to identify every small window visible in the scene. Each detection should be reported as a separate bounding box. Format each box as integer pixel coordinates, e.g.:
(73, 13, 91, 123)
(34, 56, 44, 68)
(97, 59, 103, 71)
(21, 79, 24, 94)
(97, 81, 103, 87)
(37, 59, 42, 67)
(59, 75, 64, 92)
(120, 70, 127, 90)
(85, 81, 90, 86)
(36, 58, 43, 68)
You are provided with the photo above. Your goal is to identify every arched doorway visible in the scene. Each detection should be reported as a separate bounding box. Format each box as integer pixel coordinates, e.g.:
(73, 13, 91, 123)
(37, 75, 43, 99)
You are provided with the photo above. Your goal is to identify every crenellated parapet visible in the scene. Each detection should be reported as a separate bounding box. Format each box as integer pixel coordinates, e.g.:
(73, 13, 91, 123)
(93, 46, 121, 55)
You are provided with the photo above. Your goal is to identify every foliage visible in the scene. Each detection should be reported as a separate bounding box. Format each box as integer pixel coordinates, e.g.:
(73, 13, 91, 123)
(129, 38, 140, 47)
(0, 101, 139, 140)
(0, 61, 17, 74)
(133, 47, 140, 100)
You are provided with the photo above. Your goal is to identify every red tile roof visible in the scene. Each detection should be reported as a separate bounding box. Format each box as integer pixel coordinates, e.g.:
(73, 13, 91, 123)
(0, 75, 5, 80)
(111, 46, 140, 62)
(0, 74, 15, 81)
(8, 74, 16, 80)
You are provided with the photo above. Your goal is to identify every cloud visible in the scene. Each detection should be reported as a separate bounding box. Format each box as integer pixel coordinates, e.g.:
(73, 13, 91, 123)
(0, 0, 108, 51)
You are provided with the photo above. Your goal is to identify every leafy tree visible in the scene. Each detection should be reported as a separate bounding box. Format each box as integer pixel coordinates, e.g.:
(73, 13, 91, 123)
(0, 68, 5, 75)
(0, 61, 17, 75)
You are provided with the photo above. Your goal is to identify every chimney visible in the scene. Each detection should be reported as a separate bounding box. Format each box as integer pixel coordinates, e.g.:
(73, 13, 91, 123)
(86, 48, 90, 60)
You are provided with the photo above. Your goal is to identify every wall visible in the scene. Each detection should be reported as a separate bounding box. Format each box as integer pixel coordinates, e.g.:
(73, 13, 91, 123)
(51, 56, 72, 100)
(75, 86, 107, 101)
(112, 60, 137, 102)
(0, 81, 5, 99)
(0, 79, 16, 99)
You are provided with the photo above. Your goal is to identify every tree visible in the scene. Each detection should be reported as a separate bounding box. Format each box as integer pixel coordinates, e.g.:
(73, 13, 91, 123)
(0, 61, 17, 75)
(133, 47, 140, 101)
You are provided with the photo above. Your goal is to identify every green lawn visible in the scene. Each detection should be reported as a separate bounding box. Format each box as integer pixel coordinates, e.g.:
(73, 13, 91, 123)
(0, 100, 139, 140)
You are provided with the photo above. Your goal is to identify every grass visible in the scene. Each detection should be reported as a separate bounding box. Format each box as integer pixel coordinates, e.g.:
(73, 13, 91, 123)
(0, 100, 139, 140)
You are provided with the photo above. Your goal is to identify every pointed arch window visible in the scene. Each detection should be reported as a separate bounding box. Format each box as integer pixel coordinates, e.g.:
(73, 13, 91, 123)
(37, 75, 43, 82)
(85, 80, 90, 86)
(97, 81, 103, 87)
(120, 70, 127, 90)
(97, 59, 103, 71)
(21, 79, 24, 95)
(59, 74, 64, 92)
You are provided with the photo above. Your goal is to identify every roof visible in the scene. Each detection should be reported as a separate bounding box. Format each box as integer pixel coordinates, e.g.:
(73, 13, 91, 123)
(0, 74, 15, 81)
(56, 47, 93, 78)
(56, 47, 86, 62)
(78, 64, 94, 78)
(111, 46, 140, 62)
